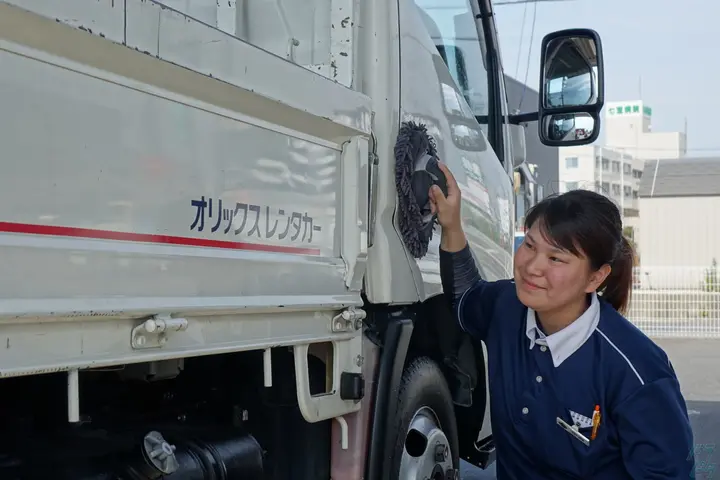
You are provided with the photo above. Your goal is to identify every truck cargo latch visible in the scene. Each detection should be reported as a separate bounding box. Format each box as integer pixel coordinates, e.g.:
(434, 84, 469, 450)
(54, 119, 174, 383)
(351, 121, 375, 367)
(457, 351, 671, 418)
(131, 314, 188, 350)
(331, 306, 366, 332)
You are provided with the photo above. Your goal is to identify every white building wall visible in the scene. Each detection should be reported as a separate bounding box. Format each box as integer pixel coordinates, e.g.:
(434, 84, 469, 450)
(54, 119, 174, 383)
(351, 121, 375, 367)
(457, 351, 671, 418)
(558, 145, 640, 213)
(557, 145, 595, 192)
(639, 196, 720, 268)
(604, 100, 687, 160)
(605, 114, 650, 151)
(637, 132, 686, 160)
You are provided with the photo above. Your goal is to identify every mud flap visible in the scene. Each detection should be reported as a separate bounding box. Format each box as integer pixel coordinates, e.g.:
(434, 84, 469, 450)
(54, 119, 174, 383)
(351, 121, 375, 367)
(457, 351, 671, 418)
(425, 299, 491, 467)
(454, 337, 494, 469)
(432, 308, 478, 408)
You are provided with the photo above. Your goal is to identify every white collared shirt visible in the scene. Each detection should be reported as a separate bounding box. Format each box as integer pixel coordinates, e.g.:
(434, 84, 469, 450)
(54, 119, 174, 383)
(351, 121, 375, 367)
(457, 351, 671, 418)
(525, 293, 600, 367)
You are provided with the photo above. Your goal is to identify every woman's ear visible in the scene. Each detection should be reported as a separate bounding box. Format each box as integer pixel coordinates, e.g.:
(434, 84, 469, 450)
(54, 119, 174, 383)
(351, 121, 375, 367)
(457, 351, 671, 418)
(585, 264, 612, 293)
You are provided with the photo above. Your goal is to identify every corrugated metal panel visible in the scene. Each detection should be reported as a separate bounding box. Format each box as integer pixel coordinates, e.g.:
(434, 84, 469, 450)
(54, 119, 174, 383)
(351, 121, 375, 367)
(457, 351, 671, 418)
(639, 157, 720, 197)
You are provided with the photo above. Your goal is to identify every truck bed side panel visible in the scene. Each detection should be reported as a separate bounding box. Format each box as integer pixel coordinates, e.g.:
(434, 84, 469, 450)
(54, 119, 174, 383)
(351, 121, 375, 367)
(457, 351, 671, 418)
(0, 1, 370, 318)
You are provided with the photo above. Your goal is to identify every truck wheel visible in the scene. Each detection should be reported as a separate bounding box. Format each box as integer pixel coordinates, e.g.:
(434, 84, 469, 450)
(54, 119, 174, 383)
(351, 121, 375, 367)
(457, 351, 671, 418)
(390, 356, 460, 480)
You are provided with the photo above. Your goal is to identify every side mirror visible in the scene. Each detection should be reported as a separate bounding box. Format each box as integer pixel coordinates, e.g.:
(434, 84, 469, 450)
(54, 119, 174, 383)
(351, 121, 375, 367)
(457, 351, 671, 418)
(538, 29, 604, 147)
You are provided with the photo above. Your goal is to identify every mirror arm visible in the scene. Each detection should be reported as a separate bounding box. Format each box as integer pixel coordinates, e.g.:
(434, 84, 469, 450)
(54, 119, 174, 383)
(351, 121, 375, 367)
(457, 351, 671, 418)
(508, 112, 539, 125)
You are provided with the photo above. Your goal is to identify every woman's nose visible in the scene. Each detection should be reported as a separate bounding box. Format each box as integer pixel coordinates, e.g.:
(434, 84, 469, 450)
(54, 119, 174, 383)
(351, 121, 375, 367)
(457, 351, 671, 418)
(525, 254, 545, 276)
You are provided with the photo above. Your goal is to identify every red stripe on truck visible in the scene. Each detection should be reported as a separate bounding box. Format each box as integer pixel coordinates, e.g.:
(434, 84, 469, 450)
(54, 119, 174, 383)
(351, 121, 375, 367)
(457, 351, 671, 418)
(0, 222, 321, 256)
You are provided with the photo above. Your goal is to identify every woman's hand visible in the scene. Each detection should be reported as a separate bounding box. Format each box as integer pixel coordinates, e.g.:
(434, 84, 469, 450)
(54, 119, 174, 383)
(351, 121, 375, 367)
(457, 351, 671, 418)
(429, 161, 462, 231)
(429, 162, 467, 252)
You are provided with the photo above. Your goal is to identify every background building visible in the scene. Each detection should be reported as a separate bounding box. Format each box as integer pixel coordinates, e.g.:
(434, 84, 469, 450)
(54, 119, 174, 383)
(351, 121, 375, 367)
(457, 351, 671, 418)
(638, 157, 720, 274)
(558, 145, 641, 215)
(604, 101, 687, 160)
(558, 100, 687, 250)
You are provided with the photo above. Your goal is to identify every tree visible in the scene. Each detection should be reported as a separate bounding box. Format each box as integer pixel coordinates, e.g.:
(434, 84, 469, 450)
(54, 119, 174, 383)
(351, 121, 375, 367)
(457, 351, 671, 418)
(622, 226, 639, 266)
(703, 258, 720, 293)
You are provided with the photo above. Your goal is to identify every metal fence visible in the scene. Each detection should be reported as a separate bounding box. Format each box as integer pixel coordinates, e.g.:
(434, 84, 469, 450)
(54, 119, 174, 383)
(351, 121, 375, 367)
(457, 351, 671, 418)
(627, 266, 720, 338)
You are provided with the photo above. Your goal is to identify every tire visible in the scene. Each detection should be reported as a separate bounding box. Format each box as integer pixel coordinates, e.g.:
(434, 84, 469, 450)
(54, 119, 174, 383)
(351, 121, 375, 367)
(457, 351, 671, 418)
(389, 356, 460, 480)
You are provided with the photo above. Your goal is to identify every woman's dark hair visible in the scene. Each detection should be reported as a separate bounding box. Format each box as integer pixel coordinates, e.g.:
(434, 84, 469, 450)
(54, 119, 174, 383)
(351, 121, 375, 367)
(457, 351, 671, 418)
(524, 189, 635, 314)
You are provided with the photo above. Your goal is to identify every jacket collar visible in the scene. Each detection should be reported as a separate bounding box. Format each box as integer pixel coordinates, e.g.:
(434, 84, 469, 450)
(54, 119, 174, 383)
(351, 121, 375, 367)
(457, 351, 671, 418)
(525, 293, 600, 367)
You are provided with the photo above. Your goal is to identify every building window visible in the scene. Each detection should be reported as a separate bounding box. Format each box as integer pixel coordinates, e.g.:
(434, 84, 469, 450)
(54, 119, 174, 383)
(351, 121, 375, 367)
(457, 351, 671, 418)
(623, 163, 632, 174)
(632, 190, 638, 199)
(595, 158, 600, 169)
(611, 161, 620, 173)
(612, 183, 621, 196)
(624, 186, 632, 197)
(566, 181, 578, 191)
(602, 159, 609, 171)
(601, 182, 610, 194)
(565, 157, 579, 168)
(633, 169, 643, 179)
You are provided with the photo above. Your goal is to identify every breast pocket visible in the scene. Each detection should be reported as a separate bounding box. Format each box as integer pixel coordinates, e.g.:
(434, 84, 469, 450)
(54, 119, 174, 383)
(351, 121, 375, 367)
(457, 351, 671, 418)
(554, 407, 612, 478)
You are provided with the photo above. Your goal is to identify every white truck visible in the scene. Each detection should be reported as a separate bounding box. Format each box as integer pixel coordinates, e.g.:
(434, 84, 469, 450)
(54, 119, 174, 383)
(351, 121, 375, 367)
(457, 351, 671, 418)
(0, 1, 604, 478)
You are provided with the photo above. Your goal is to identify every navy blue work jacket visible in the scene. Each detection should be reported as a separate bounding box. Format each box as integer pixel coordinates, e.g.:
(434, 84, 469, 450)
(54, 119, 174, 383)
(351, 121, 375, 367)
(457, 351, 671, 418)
(457, 279, 695, 479)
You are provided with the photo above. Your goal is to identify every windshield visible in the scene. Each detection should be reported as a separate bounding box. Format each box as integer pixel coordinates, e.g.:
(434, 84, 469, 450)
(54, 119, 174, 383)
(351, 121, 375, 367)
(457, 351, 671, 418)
(415, 0, 490, 123)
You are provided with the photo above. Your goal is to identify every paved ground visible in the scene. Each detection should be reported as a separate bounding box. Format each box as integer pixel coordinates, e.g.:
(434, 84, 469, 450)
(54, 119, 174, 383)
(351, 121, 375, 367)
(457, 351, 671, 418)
(461, 338, 720, 479)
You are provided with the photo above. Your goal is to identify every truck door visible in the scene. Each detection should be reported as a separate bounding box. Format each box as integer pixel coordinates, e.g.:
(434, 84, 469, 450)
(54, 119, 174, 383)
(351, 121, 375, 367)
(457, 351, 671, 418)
(401, 0, 515, 304)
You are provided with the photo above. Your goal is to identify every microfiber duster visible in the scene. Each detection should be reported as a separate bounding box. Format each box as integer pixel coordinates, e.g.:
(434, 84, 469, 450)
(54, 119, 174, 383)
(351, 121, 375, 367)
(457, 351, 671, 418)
(394, 121, 448, 259)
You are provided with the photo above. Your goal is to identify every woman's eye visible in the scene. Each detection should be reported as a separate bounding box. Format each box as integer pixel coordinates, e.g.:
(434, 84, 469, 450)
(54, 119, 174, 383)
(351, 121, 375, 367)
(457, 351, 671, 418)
(524, 242, 534, 250)
(549, 257, 563, 263)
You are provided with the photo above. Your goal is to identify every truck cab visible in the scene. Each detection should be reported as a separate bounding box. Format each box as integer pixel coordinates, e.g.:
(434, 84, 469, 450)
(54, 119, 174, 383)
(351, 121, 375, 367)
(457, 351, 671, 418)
(0, 1, 603, 478)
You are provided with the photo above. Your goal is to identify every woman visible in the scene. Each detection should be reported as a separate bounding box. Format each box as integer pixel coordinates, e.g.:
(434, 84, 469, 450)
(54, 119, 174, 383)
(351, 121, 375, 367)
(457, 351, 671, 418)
(431, 163, 694, 479)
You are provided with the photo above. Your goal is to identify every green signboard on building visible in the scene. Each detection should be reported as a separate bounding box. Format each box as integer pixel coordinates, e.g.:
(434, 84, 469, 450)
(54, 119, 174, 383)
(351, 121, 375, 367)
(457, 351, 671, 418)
(607, 102, 652, 117)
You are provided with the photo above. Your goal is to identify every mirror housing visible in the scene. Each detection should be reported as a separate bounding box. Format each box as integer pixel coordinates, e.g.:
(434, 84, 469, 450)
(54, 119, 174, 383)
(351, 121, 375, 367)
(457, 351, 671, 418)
(537, 28, 604, 147)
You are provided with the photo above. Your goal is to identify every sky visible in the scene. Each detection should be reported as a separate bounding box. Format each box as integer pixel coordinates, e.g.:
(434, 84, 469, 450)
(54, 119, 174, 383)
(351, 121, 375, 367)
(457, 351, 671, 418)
(494, 0, 718, 156)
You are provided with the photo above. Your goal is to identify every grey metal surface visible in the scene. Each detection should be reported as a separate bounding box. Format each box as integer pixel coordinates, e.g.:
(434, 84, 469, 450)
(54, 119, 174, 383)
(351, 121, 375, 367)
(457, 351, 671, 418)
(399, 407, 454, 479)
(639, 157, 720, 198)
(504, 75, 560, 195)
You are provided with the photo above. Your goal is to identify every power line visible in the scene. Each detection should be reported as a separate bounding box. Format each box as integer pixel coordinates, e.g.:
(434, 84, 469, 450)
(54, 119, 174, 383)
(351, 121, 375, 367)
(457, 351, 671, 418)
(421, 1, 574, 7)
(495, 0, 575, 5)
(513, 0, 529, 79)
(517, 1, 537, 111)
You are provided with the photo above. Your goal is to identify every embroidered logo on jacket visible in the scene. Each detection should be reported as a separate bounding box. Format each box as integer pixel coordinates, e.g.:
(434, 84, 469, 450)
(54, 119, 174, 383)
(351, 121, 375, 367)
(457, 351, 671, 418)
(568, 409, 594, 429)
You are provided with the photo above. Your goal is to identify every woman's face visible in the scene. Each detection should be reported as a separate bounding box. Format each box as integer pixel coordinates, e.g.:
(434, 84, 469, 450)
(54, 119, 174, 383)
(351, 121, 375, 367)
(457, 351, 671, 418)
(513, 221, 608, 313)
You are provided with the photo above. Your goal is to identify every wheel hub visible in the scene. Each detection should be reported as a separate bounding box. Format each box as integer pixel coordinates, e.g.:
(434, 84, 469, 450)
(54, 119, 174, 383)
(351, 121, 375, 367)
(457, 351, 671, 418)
(398, 407, 454, 479)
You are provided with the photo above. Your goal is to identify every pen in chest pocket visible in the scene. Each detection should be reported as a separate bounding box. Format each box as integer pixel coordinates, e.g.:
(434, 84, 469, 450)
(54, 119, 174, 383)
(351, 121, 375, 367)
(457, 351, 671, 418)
(591, 405, 601, 440)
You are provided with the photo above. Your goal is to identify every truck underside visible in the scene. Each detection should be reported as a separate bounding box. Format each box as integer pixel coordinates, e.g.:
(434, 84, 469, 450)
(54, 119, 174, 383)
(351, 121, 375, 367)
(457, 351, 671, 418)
(0, 303, 488, 480)
(0, 349, 333, 479)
